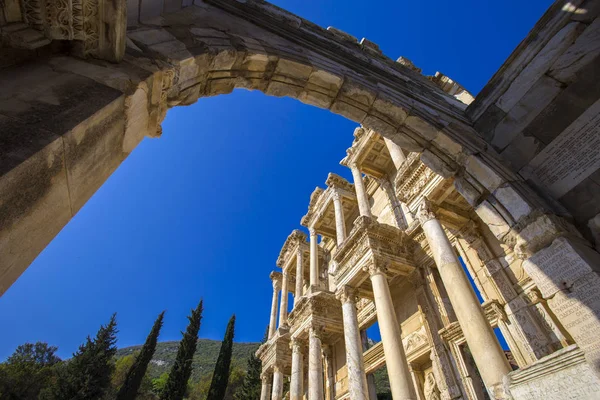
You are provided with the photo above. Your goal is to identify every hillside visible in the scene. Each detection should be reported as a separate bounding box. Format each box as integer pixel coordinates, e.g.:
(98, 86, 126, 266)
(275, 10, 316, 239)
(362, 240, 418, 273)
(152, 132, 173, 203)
(117, 339, 260, 382)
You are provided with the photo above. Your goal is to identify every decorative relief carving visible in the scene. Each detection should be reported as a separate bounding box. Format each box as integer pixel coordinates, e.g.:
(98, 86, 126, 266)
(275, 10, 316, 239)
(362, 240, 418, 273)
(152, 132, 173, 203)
(20, 0, 101, 54)
(417, 199, 436, 225)
(424, 372, 441, 400)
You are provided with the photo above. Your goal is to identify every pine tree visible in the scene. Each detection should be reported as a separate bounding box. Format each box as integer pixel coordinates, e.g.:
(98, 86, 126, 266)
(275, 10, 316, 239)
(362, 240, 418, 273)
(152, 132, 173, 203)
(44, 313, 118, 400)
(207, 315, 236, 400)
(234, 326, 267, 400)
(160, 300, 203, 400)
(116, 311, 165, 400)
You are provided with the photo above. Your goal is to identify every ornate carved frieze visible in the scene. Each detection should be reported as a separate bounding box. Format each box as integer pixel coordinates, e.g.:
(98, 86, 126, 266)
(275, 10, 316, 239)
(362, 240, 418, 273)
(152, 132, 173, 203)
(332, 216, 415, 293)
(11, 0, 125, 60)
(287, 291, 343, 343)
(395, 153, 437, 206)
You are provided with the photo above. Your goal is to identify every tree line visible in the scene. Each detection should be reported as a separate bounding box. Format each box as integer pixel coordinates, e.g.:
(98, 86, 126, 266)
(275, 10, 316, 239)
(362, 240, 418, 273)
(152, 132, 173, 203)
(0, 300, 264, 400)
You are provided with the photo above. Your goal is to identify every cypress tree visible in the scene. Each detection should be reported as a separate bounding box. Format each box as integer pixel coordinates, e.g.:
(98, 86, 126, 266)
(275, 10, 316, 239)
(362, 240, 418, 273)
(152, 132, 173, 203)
(160, 300, 203, 400)
(234, 327, 267, 400)
(116, 311, 165, 400)
(207, 314, 236, 400)
(45, 313, 118, 400)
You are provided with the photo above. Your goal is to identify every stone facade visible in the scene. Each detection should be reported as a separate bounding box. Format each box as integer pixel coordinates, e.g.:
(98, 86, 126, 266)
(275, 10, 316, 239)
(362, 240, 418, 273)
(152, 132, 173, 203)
(1, 0, 600, 399)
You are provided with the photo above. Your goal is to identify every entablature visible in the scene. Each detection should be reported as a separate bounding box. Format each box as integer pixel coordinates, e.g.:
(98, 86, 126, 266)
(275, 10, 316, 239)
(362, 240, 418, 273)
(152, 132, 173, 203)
(332, 216, 415, 297)
(256, 330, 292, 375)
(341, 127, 396, 180)
(288, 290, 343, 344)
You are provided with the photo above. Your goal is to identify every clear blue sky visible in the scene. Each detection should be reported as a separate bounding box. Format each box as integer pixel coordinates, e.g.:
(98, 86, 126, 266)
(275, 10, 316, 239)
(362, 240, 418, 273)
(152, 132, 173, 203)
(0, 0, 552, 360)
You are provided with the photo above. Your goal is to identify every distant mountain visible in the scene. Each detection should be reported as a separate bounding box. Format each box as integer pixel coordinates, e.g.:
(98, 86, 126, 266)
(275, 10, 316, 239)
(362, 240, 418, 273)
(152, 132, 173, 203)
(117, 339, 260, 382)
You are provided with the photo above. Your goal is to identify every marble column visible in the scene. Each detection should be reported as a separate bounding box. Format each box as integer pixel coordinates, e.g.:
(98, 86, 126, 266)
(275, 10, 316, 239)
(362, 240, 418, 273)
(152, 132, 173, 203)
(295, 248, 304, 305)
(338, 286, 370, 400)
(279, 271, 289, 328)
(308, 325, 325, 400)
(332, 191, 347, 245)
(360, 331, 378, 400)
(290, 339, 305, 400)
(269, 275, 282, 339)
(418, 200, 511, 398)
(367, 264, 415, 400)
(323, 346, 336, 400)
(260, 374, 272, 400)
(349, 162, 372, 218)
(379, 178, 408, 230)
(309, 228, 319, 288)
(383, 137, 406, 170)
(272, 365, 284, 400)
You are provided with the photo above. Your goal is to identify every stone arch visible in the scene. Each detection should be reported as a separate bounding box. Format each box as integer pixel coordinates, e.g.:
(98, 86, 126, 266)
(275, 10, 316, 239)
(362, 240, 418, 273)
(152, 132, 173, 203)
(0, 0, 577, 302)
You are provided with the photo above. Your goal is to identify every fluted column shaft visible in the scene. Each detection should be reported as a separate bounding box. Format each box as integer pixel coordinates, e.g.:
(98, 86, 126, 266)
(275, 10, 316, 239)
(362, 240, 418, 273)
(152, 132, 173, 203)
(418, 201, 511, 398)
(349, 163, 372, 218)
(295, 249, 304, 305)
(368, 266, 414, 400)
(279, 272, 289, 327)
(339, 287, 369, 400)
(308, 326, 325, 400)
(309, 228, 319, 287)
(383, 137, 406, 170)
(360, 331, 378, 400)
(260, 374, 272, 400)
(272, 366, 284, 400)
(332, 191, 347, 245)
(269, 278, 282, 339)
(290, 340, 305, 400)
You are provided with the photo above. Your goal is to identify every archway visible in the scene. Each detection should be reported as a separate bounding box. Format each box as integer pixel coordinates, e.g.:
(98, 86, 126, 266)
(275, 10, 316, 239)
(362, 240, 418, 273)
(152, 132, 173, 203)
(0, 1, 551, 295)
(2, 0, 600, 397)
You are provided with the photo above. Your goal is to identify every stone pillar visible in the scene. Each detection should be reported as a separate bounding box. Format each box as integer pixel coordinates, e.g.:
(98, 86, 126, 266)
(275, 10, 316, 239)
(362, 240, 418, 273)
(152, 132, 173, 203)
(309, 228, 319, 288)
(379, 178, 408, 230)
(295, 248, 304, 305)
(269, 275, 282, 339)
(360, 331, 378, 400)
(279, 271, 289, 328)
(383, 136, 406, 170)
(272, 365, 284, 400)
(367, 264, 415, 400)
(349, 162, 372, 218)
(418, 200, 511, 398)
(332, 191, 347, 245)
(337, 286, 370, 400)
(308, 325, 325, 400)
(290, 339, 305, 400)
(323, 346, 336, 400)
(260, 373, 272, 400)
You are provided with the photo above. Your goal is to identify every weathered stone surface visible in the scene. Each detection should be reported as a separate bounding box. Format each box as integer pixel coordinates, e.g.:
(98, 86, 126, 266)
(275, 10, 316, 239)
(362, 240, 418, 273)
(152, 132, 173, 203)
(491, 75, 563, 151)
(549, 18, 600, 84)
(508, 345, 600, 400)
(464, 155, 506, 192)
(475, 200, 512, 239)
(521, 97, 600, 199)
(496, 22, 585, 113)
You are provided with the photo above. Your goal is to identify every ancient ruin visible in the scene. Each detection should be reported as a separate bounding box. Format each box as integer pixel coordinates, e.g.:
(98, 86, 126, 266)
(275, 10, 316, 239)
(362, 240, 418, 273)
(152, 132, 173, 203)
(1, 0, 600, 398)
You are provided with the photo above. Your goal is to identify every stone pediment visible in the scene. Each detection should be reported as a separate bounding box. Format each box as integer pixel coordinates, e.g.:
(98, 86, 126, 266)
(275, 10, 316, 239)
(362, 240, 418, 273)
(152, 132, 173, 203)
(276, 229, 308, 268)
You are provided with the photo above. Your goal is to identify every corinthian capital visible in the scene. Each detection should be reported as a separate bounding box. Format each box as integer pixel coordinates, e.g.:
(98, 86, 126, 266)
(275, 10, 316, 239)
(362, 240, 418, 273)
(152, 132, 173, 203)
(309, 227, 317, 237)
(290, 338, 306, 354)
(417, 198, 437, 224)
(336, 285, 358, 304)
(363, 262, 387, 277)
(270, 271, 282, 291)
